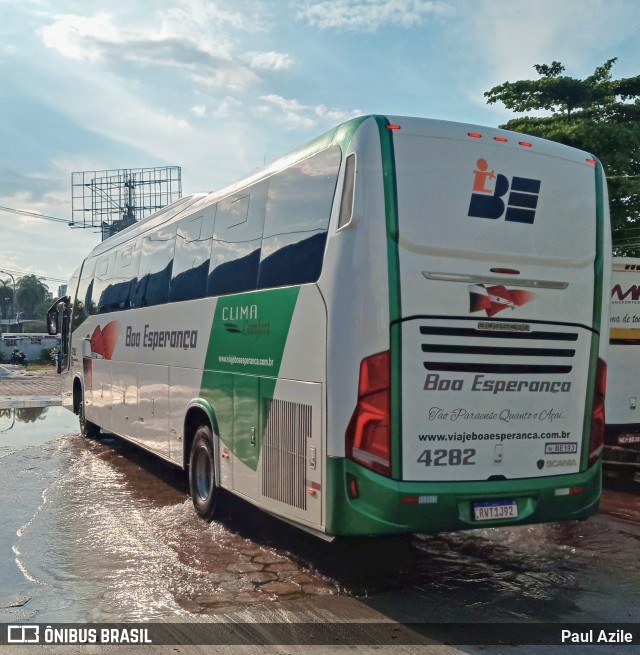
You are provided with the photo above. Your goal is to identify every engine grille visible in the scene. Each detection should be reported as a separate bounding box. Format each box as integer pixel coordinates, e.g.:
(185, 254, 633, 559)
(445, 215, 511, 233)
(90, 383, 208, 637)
(261, 398, 311, 510)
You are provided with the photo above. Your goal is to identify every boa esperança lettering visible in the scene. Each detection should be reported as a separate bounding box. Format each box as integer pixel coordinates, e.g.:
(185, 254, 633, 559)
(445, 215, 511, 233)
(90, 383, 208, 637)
(424, 373, 571, 395)
(125, 324, 198, 351)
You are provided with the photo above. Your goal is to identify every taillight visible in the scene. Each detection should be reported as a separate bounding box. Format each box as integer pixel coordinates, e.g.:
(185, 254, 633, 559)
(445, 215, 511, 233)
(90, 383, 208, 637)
(589, 358, 607, 466)
(345, 351, 391, 476)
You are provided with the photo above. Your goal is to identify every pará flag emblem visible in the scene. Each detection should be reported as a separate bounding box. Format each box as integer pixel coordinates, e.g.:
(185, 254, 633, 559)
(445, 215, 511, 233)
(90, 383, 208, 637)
(469, 284, 535, 317)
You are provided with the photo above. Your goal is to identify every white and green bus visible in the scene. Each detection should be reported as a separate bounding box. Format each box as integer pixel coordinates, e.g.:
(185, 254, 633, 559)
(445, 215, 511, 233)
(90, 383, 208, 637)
(48, 115, 610, 538)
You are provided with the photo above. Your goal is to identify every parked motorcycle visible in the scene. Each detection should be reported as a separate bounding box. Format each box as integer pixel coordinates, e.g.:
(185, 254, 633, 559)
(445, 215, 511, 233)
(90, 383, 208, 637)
(9, 350, 27, 366)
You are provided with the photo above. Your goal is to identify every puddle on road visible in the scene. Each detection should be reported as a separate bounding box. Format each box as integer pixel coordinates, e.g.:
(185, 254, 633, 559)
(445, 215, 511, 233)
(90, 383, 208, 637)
(0, 406, 78, 455)
(601, 467, 640, 523)
(1, 407, 639, 624)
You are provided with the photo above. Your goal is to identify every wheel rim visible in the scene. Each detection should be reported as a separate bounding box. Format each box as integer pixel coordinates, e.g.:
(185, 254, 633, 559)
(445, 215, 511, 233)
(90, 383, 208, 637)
(193, 444, 212, 502)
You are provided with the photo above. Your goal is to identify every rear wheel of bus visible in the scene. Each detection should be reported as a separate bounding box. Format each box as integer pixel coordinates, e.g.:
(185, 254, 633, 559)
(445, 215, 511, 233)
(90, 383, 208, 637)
(189, 425, 218, 520)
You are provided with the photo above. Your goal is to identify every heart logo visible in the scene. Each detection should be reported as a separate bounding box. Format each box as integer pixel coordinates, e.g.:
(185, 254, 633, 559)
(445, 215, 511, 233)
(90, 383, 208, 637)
(90, 321, 119, 360)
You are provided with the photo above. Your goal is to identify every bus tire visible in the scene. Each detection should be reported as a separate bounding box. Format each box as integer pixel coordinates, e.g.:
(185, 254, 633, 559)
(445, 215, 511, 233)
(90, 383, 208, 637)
(79, 396, 100, 439)
(189, 425, 218, 520)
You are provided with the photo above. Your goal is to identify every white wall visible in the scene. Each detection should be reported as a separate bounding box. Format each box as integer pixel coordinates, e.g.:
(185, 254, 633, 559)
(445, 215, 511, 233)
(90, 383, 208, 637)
(1, 334, 61, 361)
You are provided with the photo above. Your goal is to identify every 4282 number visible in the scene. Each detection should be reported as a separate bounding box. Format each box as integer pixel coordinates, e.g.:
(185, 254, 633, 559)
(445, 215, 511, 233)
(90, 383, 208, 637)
(417, 448, 476, 466)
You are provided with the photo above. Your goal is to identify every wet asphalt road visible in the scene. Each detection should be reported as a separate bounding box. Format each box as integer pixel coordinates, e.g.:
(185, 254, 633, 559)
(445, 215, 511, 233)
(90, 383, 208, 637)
(0, 406, 639, 654)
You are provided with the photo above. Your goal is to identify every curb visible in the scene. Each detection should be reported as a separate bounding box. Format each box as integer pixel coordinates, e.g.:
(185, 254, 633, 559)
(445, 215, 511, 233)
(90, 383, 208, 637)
(0, 397, 63, 409)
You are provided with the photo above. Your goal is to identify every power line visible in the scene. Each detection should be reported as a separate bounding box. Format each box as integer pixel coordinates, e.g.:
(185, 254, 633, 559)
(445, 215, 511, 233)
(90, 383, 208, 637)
(0, 266, 68, 284)
(0, 205, 70, 224)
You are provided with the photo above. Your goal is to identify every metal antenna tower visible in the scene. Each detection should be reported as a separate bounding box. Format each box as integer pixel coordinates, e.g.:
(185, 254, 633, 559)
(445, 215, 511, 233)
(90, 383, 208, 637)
(71, 166, 182, 240)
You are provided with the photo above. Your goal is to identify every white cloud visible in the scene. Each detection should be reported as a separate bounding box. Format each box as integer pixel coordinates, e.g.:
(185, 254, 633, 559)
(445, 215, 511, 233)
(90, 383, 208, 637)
(39, 0, 262, 62)
(189, 67, 259, 91)
(161, 0, 265, 41)
(38, 3, 265, 90)
(191, 105, 207, 117)
(245, 51, 294, 71)
(211, 96, 243, 118)
(40, 13, 116, 61)
(458, 0, 640, 109)
(297, 0, 454, 32)
(259, 95, 315, 128)
(259, 94, 361, 128)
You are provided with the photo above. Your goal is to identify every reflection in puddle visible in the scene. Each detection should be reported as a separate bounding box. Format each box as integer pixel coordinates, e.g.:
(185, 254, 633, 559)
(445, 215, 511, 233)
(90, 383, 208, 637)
(601, 467, 640, 523)
(2, 411, 640, 624)
(0, 406, 78, 455)
(8, 432, 340, 620)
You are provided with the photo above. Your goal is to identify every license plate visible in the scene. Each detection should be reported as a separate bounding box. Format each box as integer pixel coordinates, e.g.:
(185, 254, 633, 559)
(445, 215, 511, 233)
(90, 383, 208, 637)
(618, 433, 640, 445)
(473, 499, 518, 521)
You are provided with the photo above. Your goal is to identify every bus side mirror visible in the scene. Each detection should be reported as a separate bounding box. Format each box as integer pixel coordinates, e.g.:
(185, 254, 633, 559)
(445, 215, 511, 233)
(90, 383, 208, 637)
(46, 296, 70, 336)
(47, 306, 59, 335)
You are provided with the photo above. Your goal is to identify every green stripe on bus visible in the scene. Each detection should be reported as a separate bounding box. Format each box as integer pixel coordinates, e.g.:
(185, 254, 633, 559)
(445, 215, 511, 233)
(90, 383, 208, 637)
(195, 118, 369, 473)
(374, 116, 403, 481)
(581, 159, 606, 470)
(199, 287, 300, 470)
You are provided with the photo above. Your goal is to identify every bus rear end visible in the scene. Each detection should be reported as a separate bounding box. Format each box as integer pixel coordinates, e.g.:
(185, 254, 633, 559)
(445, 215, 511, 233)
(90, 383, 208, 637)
(333, 116, 610, 535)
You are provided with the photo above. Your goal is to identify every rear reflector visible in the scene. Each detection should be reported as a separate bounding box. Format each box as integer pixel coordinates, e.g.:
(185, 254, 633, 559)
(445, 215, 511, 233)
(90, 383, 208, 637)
(490, 267, 520, 275)
(348, 477, 359, 499)
(586, 159, 597, 165)
(386, 125, 401, 130)
(555, 487, 584, 496)
(589, 358, 607, 466)
(401, 495, 438, 504)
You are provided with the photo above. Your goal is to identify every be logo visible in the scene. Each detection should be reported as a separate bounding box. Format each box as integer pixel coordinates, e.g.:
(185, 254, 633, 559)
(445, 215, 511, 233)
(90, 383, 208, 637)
(468, 158, 542, 224)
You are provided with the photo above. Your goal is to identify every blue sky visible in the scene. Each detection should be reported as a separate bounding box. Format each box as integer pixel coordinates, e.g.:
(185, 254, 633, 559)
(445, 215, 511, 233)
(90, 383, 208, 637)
(1, 0, 638, 293)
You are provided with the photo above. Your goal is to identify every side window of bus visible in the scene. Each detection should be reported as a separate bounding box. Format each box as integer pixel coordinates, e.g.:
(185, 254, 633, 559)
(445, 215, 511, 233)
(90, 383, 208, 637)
(337, 153, 356, 230)
(101, 242, 141, 311)
(91, 252, 116, 314)
(72, 258, 96, 331)
(207, 181, 268, 297)
(133, 224, 177, 307)
(170, 209, 214, 303)
(258, 146, 341, 289)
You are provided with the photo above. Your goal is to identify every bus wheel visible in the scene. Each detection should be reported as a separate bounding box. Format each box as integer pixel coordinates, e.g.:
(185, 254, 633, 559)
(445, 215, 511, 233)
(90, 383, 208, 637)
(79, 396, 100, 439)
(189, 425, 218, 520)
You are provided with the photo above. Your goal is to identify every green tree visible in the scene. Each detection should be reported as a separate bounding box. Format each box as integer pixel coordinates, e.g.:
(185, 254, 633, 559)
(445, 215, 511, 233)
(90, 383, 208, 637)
(16, 274, 49, 319)
(16, 407, 48, 423)
(485, 59, 640, 254)
(0, 279, 13, 325)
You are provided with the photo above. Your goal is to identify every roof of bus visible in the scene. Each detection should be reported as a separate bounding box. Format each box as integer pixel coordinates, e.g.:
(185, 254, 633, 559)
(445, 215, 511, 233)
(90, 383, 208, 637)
(382, 115, 596, 163)
(86, 114, 596, 260)
(86, 115, 369, 259)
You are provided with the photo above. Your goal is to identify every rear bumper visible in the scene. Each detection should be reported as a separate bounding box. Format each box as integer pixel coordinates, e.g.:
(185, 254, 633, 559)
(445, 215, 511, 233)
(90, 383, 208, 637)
(326, 456, 601, 537)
